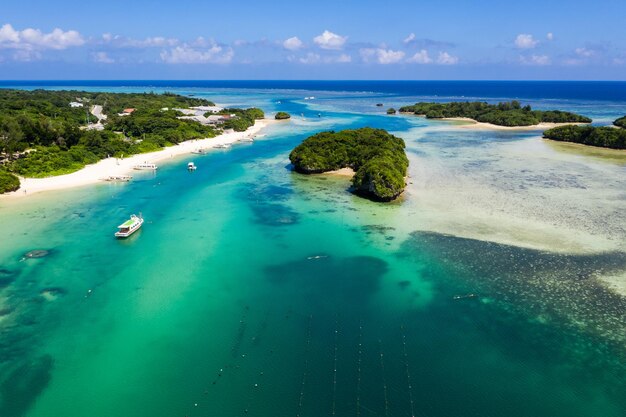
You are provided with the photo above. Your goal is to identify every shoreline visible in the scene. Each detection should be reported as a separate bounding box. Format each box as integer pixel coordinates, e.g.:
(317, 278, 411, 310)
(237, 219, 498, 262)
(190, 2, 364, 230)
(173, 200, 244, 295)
(403, 113, 588, 131)
(2, 119, 275, 199)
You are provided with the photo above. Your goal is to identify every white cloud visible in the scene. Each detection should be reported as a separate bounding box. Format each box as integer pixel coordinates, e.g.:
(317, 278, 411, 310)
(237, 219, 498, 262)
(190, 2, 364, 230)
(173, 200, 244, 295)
(514, 34, 538, 49)
(12, 49, 42, 61)
(313, 30, 347, 50)
(575, 47, 595, 57)
(297, 52, 351, 64)
(283, 36, 303, 51)
(546, 32, 554, 41)
(160, 43, 233, 64)
(100, 33, 179, 48)
(407, 49, 432, 64)
(0, 23, 84, 50)
(92, 51, 114, 64)
(437, 51, 458, 65)
(520, 54, 550, 66)
(360, 48, 405, 64)
(403, 33, 416, 44)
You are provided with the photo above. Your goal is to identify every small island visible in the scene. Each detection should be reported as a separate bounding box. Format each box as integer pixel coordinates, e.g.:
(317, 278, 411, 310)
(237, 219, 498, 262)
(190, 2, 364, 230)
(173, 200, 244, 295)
(289, 127, 409, 202)
(614, 116, 626, 129)
(543, 118, 626, 149)
(387, 108, 396, 115)
(275, 111, 291, 120)
(399, 101, 591, 127)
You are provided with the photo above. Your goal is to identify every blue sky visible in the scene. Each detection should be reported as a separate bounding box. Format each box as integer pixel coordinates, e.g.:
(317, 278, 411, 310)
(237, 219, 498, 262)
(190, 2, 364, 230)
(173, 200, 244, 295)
(1, 0, 625, 80)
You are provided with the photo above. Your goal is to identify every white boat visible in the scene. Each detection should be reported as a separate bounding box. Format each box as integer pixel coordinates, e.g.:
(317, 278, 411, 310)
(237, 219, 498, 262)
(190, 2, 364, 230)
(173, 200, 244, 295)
(187, 162, 197, 171)
(214, 143, 231, 149)
(133, 162, 158, 170)
(191, 148, 207, 154)
(103, 175, 132, 182)
(239, 136, 254, 143)
(114, 214, 144, 238)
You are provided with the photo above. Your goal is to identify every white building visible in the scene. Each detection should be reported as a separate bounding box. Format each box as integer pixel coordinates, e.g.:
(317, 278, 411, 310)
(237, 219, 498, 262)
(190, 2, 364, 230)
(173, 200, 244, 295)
(69, 102, 84, 108)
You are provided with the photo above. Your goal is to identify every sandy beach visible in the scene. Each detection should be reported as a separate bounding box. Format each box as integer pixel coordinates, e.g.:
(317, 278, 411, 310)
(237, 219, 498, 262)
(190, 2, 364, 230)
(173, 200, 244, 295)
(2, 119, 274, 199)
(435, 117, 588, 131)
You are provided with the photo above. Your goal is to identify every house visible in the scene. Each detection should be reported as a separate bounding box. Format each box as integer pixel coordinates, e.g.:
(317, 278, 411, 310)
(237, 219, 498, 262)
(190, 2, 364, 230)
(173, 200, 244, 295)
(118, 108, 136, 117)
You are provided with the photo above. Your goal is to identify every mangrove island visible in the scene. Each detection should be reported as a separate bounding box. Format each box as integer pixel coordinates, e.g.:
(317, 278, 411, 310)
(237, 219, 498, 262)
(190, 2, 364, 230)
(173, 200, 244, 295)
(399, 101, 591, 127)
(289, 127, 409, 202)
(543, 118, 626, 149)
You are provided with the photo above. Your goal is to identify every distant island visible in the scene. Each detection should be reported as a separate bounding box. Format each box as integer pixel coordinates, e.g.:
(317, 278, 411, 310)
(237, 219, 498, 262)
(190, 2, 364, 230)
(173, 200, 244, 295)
(399, 101, 591, 127)
(543, 117, 626, 149)
(289, 127, 408, 202)
(614, 116, 626, 129)
(275, 111, 291, 120)
(0, 89, 264, 193)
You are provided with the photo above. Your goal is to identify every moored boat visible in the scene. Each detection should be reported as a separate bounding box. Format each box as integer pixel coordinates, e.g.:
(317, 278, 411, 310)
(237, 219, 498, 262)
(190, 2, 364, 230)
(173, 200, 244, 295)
(214, 143, 231, 149)
(187, 162, 197, 171)
(191, 148, 207, 154)
(115, 214, 144, 238)
(103, 175, 132, 182)
(134, 162, 158, 170)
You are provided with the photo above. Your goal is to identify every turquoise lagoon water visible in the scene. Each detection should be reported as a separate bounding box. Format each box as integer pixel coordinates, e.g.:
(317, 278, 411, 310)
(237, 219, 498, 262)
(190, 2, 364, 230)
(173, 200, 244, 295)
(0, 83, 626, 417)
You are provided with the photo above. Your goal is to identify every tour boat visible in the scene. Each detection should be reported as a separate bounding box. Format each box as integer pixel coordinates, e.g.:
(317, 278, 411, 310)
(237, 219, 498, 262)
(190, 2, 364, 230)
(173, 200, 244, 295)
(114, 214, 144, 238)
(133, 162, 158, 170)
(214, 143, 231, 149)
(187, 162, 197, 171)
(191, 148, 207, 154)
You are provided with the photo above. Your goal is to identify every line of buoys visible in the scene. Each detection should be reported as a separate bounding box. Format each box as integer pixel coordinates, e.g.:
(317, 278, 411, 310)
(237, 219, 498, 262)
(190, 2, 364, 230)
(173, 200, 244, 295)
(401, 325, 417, 417)
(379, 339, 390, 417)
(296, 314, 313, 417)
(356, 321, 363, 417)
(331, 316, 339, 416)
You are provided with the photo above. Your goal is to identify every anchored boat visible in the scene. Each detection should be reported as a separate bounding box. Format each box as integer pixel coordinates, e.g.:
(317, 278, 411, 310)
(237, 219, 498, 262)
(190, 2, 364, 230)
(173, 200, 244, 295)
(187, 162, 197, 171)
(115, 214, 144, 238)
(134, 162, 158, 170)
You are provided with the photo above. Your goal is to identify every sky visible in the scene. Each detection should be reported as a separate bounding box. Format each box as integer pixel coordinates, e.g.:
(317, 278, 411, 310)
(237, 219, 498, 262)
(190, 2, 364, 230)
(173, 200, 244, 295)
(1, 0, 625, 80)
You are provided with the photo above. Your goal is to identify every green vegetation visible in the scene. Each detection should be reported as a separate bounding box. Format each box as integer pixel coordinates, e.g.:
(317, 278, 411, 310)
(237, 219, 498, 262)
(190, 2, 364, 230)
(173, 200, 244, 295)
(543, 125, 626, 149)
(387, 108, 396, 115)
(399, 101, 591, 127)
(219, 108, 265, 132)
(613, 116, 626, 129)
(0, 169, 19, 193)
(289, 127, 408, 202)
(275, 111, 291, 120)
(0, 89, 246, 191)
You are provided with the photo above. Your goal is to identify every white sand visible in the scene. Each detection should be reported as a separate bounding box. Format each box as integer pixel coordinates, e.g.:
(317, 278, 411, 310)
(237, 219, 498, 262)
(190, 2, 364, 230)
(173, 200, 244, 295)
(2, 119, 274, 199)
(323, 167, 355, 177)
(437, 117, 588, 131)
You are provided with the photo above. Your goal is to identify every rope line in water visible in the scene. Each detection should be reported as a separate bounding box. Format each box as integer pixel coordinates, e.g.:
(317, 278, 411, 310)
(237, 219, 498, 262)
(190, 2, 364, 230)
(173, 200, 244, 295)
(356, 320, 363, 417)
(379, 339, 390, 417)
(296, 314, 313, 417)
(331, 316, 339, 416)
(401, 325, 417, 417)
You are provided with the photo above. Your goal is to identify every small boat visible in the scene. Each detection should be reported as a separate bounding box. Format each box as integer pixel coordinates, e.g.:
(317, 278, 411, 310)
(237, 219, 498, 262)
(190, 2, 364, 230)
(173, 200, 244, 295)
(187, 162, 197, 171)
(191, 148, 208, 155)
(376, 103, 384, 107)
(133, 162, 158, 170)
(103, 175, 132, 182)
(239, 137, 254, 143)
(115, 214, 144, 238)
(214, 143, 231, 149)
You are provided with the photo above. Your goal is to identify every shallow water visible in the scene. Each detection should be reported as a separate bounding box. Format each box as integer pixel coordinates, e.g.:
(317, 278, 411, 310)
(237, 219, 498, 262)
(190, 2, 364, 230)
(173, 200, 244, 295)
(0, 84, 625, 417)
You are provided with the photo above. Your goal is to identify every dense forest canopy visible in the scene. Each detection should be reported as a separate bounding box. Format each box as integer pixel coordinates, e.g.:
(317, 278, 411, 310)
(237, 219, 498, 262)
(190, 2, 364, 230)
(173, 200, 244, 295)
(0, 89, 261, 191)
(289, 127, 408, 202)
(543, 124, 626, 149)
(399, 101, 591, 127)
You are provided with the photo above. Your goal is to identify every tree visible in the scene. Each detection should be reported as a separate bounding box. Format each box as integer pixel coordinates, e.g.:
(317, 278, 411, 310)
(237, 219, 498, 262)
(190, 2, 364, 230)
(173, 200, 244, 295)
(0, 117, 24, 159)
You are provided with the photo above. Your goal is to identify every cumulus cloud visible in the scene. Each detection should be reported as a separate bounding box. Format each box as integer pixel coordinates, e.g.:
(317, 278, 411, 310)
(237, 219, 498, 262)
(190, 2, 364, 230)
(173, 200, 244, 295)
(160, 43, 234, 64)
(283, 36, 303, 51)
(296, 52, 351, 64)
(514, 34, 538, 49)
(360, 48, 405, 64)
(407, 49, 432, 64)
(0, 23, 84, 50)
(313, 30, 347, 50)
(92, 51, 114, 64)
(437, 52, 458, 65)
(520, 54, 550, 66)
(575, 47, 595, 57)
